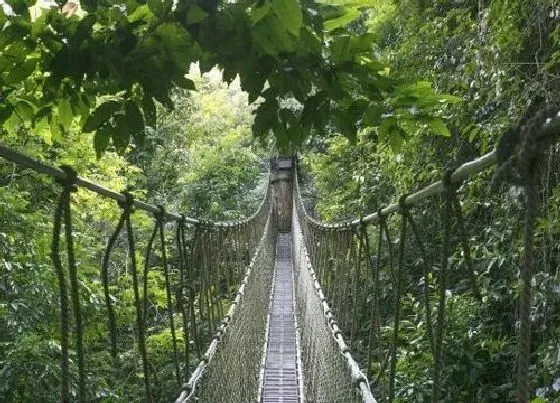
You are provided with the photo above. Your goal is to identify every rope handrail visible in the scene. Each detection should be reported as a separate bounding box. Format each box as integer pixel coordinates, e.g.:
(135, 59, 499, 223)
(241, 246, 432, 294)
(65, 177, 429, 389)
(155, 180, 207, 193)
(0, 141, 269, 227)
(297, 110, 560, 228)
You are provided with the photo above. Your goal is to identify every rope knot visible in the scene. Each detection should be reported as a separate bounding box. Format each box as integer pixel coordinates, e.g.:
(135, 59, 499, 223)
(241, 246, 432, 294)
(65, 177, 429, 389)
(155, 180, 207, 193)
(155, 204, 165, 221)
(377, 206, 386, 223)
(492, 105, 559, 189)
(442, 168, 457, 192)
(119, 191, 135, 213)
(58, 165, 78, 192)
(398, 194, 409, 213)
(358, 214, 365, 227)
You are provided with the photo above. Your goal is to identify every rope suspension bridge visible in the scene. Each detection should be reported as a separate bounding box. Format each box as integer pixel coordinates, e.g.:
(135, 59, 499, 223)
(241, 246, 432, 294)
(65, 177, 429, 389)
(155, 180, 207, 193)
(1, 107, 559, 403)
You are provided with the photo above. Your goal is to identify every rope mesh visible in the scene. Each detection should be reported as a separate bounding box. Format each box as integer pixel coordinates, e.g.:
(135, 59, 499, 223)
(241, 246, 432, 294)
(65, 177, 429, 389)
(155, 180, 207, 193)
(293, 186, 376, 403)
(176, 187, 276, 402)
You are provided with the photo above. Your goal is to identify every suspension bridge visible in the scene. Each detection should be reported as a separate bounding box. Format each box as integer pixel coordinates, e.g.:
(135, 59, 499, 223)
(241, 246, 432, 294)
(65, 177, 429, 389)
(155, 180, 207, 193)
(0, 106, 559, 403)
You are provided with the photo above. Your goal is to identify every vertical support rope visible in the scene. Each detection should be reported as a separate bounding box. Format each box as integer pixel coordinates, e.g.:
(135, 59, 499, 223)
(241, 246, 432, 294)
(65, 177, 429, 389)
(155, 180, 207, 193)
(157, 205, 181, 386)
(143, 220, 159, 326)
(176, 216, 190, 380)
(516, 174, 538, 403)
(350, 226, 363, 341)
(58, 166, 87, 403)
(363, 220, 377, 380)
(372, 208, 396, 392)
(489, 107, 556, 402)
(101, 210, 126, 362)
(189, 224, 202, 360)
(388, 196, 408, 402)
(51, 172, 71, 403)
(404, 209, 435, 354)
(515, 149, 542, 402)
(451, 192, 482, 300)
(214, 229, 224, 320)
(201, 228, 214, 338)
(122, 192, 152, 402)
(341, 228, 353, 332)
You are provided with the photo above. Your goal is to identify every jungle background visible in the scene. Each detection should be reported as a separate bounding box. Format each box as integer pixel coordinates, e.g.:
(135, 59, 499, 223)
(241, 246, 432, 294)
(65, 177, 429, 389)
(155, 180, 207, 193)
(1, 0, 560, 402)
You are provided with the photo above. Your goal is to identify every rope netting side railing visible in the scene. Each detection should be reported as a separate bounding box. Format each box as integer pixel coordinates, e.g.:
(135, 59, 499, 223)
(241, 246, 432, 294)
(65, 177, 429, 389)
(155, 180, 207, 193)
(292, 193, 377, 403)
(0, 142, 272, 402)
(175, 190, 277, 402)
(294, 109, 560, 403)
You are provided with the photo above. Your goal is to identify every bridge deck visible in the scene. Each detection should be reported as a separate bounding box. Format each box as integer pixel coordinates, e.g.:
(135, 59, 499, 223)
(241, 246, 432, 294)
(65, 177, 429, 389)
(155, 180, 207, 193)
(260, 233, 302, 403)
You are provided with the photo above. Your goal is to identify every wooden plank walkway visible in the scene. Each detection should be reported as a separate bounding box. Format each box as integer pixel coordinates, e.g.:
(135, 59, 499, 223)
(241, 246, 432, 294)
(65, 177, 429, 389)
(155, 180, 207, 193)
(260, 233, 302, 403)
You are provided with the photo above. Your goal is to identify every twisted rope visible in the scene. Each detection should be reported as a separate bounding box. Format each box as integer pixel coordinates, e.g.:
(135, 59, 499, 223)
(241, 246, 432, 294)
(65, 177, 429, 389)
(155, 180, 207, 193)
(56, 166, 86, 403)
(156, 205, 181, 386)
(491, 106, 556, 403)
(142, 218, 158, 326)
(403, 208, 435, 354)
(51, 168, 73, 403)
(122, 192, 152, 402)
(176, 216, 191, 379)
(388, 196, 408, 402)
(101, 204, 126, 363)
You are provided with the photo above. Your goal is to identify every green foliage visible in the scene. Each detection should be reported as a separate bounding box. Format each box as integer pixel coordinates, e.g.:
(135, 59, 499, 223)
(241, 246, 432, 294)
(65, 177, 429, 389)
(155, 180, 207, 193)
(301, 1, 560, 401)
(0, 0, 457, 153)
(136, 64, 267, 220)
(0, 61, 265, 401)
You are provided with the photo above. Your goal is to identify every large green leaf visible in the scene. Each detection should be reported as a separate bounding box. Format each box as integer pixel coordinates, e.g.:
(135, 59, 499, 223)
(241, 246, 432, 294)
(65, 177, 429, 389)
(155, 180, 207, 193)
(112, 115, 130, 154)
(186, 5, 208, 24)
(125, 100, 145, 146)
(324, 7, 360, 32)
(330, 36, 351, 64)
(83, 101, 121, 133)
(253, 15, 297, 56)
(428, 118, 451, 137)
(156, 22, 195, 68)
(173, 74, 195, 90)
(272, 0, 303, 37)
(5, 58, 37, 84)
(142, 95, 156, 127)
(94, 124, 111, 158)
(58, 98, 73, 130)
(301, 92, 328, 130)
(5, 0, 34, 15)
(250, 1, 272, 25)
(253, 97, 279, 137)
(14, 99, 35, 126)
(363, 102, 383, 126)
(0, 7, 7, 29)
(127, 5, 155, 24)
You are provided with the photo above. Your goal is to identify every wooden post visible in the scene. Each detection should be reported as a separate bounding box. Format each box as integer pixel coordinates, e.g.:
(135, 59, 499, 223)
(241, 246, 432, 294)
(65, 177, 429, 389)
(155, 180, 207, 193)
(272, 157, 293, 232)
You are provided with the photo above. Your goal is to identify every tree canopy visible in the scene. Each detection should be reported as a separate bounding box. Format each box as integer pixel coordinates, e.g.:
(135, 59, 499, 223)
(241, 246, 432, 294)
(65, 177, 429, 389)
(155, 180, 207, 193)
(0, 0, 459, 154)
